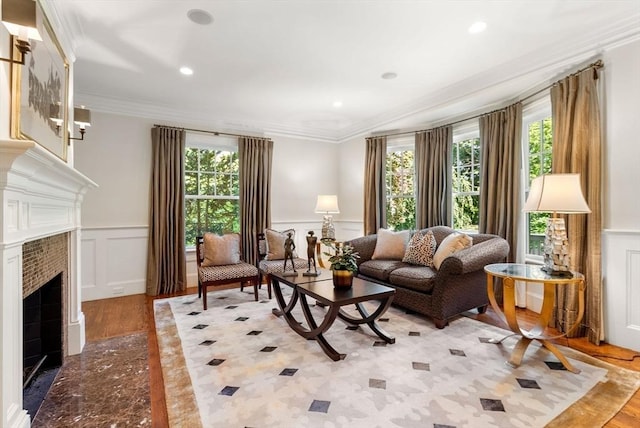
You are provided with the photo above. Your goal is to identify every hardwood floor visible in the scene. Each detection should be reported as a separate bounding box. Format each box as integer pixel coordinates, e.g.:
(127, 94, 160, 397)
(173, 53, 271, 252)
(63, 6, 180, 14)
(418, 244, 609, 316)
(82, 286, 640, 427)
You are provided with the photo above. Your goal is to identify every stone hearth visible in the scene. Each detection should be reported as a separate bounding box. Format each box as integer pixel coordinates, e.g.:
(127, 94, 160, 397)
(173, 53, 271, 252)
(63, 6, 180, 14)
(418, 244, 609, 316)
(0, 140, 96, 428)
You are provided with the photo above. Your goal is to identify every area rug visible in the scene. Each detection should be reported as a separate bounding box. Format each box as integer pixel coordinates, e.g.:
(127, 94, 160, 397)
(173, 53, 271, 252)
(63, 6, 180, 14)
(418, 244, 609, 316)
(154, 289, 640, 427)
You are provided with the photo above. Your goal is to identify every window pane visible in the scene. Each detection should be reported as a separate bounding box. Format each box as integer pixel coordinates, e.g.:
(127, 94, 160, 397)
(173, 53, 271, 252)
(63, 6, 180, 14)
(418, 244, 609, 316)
(185, 172, 198, 195)
(453, 194, 479, 231)
(199, 150, 216, 172)
(185, 198, 240, 246)
(386, 149, 415, 231)
(386, 197, 415, 231)
(199, 172, 215, 195)
(185, 148, 198, 171)
(528, 121, 541, 155)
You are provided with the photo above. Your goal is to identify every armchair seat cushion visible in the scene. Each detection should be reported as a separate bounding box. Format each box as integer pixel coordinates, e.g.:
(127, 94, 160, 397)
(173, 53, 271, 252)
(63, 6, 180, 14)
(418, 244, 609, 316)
(389, 266, 438, 293)
(359, 260, 407, 282)
(198, 263, 258, 283)
(259, 258, 308, 274)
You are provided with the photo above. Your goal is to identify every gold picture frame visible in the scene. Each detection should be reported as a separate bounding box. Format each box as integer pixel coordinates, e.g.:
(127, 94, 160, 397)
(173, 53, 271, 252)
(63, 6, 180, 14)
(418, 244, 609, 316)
(10, 0, 69, 161)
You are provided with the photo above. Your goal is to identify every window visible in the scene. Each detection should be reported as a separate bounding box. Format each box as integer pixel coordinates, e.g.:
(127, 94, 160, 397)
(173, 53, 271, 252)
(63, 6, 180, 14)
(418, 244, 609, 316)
(184, 135, 239, 248)
(452, 137, 480, 231)
(386, 147, 415, 231)
(525, 117, 553, 257)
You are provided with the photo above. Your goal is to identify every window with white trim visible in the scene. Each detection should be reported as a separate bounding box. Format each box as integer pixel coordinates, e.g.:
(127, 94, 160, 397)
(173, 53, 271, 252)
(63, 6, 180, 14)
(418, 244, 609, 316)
(184, 134, 239, 248)
(524, 114, 553, 258)
(385, 138, 415, 231)
(452, 136, 481, 231)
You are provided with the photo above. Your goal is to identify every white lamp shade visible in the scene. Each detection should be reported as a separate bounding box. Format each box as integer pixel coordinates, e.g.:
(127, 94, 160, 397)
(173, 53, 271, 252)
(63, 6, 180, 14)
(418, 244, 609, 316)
(314, 195, 340, 214)
(73, 107, 92, 128)
(523, 173, 591, 214)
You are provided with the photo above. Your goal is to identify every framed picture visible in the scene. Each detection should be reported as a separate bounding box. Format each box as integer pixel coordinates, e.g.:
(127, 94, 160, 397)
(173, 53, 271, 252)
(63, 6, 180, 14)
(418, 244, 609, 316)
(10, 0, 69, 161)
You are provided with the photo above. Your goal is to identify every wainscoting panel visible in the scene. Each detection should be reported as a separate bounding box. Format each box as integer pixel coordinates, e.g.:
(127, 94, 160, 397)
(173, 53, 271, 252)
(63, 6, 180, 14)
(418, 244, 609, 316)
(603, 230, 640, 351)
(81, 227, 148, 301)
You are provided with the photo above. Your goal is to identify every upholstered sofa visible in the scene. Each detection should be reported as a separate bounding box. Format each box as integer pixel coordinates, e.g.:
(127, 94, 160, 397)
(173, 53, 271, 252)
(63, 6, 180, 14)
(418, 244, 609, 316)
(346, 226, 509, 328)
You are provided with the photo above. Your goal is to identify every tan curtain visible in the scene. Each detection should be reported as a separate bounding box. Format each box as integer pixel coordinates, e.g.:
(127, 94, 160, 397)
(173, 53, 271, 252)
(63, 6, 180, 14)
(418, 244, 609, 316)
(146, 126, 187, 296)
(364, 136, 387, 235)
(415, 126, 452, 229)
(479, 103, 522, 263)
(551, 66, 603, 343)
(239, 136, 273, 265)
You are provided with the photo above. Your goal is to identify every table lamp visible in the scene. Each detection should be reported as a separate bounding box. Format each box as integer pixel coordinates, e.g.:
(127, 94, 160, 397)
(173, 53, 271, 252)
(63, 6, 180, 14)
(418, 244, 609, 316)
(315, 195, 340, 241)
(523, 173, 590, 276)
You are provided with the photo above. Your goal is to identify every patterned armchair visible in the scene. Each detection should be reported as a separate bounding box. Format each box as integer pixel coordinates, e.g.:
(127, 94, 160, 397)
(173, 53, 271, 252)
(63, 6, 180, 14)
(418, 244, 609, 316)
(196, 234, 260, 310)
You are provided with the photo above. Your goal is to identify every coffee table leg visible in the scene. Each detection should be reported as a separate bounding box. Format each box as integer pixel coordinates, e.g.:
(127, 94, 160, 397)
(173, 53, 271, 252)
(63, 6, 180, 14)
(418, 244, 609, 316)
(337, 297, 395, 344)
(299, 295, 345, 361)
(271, 276, 299, 318)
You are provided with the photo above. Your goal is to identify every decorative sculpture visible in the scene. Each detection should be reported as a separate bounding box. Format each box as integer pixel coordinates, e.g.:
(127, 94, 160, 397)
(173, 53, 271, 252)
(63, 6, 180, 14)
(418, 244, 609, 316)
(303, 230, 320, 276)
(282, 231, 298, 276)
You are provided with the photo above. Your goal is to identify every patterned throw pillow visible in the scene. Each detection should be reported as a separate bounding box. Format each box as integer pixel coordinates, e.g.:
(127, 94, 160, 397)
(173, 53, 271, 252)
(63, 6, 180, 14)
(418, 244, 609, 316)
(371, 228, 410, 260)
(432, 232, 473, 270)
(402, 230, 437, 267)
(202, 233, 241, 266)
(265, 228, 298, 260)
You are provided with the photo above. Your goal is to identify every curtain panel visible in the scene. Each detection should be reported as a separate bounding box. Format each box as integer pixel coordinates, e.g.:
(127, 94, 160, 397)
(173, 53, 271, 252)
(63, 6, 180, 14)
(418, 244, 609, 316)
(551, 67, 603, 343)
(239, 136, 273, 265)
(415, 126, 453, 229)
(479, 102, 522, 264)
(364, 136, 387, 235)
(146, 126, 187, 296)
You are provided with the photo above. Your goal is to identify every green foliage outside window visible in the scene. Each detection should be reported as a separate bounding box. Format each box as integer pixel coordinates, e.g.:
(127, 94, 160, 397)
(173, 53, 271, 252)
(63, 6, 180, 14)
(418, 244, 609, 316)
(452, 138, 480, 231)
(527, 118, 553, 255)
(386, 150, 416, 231)
(185, 148, 240, 247)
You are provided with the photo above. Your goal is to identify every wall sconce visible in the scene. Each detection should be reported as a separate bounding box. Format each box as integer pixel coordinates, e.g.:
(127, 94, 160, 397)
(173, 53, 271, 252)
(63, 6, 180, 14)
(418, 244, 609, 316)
(49, 104, 92, 143)
(1, 0, 42, 65)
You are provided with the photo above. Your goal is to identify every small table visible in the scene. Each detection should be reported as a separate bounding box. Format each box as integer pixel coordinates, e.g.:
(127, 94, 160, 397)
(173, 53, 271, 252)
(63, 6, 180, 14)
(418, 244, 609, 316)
(270, 270, 396, 361)
(484, 263, 585, 373)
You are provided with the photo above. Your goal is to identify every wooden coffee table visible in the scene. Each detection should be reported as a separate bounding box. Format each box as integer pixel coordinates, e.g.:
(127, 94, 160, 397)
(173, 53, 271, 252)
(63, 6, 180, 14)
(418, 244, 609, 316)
(270, 270, 396, 361)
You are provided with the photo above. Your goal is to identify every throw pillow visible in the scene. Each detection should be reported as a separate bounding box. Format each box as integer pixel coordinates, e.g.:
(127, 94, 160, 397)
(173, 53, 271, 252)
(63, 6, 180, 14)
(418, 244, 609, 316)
(432, 232, 473, 270)
(265, 228, 298, 260)
(371, 228, 410, 260)
(202, 233, 241, 266)
(402, 230, 437, 267)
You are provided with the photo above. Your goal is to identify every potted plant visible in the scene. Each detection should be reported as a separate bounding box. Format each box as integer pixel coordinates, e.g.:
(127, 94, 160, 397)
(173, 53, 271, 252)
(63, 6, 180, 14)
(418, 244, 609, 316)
(324, 242, 360, 287)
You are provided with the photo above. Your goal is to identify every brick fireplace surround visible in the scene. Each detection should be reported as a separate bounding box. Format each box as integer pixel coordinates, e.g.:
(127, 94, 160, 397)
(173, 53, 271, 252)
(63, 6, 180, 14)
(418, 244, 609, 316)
(1, 140, 96, 428)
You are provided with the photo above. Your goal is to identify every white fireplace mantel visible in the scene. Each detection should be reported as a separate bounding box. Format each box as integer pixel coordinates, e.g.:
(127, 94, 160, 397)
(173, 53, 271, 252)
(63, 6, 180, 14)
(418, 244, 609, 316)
(1, 139, 97, 428)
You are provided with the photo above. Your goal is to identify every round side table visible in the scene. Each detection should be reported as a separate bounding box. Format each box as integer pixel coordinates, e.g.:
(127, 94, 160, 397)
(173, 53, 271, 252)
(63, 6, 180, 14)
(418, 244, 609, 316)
(484, 263, 586, 373)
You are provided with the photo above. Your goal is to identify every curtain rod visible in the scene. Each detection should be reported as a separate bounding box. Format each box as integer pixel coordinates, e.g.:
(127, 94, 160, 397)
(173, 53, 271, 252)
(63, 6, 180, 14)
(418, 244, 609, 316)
(369, 59, 604, 140)
(153, 124, 272, 141)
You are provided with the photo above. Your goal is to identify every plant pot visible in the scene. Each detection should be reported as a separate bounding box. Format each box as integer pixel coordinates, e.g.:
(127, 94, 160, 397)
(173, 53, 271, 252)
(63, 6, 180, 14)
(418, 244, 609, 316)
(332, 269, 353, 288)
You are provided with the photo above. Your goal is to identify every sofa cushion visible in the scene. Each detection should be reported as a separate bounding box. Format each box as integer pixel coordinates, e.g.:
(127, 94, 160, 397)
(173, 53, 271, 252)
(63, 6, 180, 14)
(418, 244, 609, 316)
(359, 259, 407, 282)
(265, 228, 298, 260)
(402, 230, 437, 267)
(389, 265, 438, 293)
(433, 232, 473, 270)
(202, 233, 241, 266)
(372, 228, 410, 260)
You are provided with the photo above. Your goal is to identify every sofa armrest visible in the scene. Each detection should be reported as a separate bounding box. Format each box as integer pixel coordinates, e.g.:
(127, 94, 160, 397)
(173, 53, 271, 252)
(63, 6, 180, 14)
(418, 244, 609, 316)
(439, 237, 509, 275)
(345, 234, 378, 266)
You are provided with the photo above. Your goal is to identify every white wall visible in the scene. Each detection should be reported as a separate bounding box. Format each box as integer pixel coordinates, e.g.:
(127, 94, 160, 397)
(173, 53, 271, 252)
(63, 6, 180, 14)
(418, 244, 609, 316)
(601, 39, 640, 351)
(74, 113, 342, 297)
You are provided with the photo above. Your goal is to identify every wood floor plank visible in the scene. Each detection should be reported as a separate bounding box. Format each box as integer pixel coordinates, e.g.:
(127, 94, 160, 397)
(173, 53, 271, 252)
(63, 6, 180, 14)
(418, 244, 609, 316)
(83, 289, 640, 427)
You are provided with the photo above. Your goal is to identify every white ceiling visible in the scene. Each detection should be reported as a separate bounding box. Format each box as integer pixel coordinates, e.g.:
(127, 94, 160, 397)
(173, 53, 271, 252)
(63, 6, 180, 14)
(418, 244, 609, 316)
(48, 0, 640, 142)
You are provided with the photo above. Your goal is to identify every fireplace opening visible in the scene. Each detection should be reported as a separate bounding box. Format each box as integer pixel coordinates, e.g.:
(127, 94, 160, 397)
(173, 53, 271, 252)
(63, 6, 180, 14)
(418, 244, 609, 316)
(23, 272, 63, 418)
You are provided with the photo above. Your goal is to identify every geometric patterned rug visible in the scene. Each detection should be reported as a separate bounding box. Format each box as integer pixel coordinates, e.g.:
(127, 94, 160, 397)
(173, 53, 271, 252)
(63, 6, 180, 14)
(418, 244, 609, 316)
(154, 288, 640, 427)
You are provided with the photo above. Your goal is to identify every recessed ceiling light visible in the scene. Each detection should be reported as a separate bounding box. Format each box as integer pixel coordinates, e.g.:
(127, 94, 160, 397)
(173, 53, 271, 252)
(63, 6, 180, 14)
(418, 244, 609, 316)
(187, 9, 213, 25)
(333, 101, 343, 108)
(468, 21, 487, 34)
(180, 66, 194, 75)
(381, 72, 397, 80)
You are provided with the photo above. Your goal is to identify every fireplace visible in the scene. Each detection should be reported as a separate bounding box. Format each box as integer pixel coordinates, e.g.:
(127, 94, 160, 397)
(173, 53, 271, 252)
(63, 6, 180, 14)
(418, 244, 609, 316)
(1, 140, 97, 428)
(23, 273, 63, 386)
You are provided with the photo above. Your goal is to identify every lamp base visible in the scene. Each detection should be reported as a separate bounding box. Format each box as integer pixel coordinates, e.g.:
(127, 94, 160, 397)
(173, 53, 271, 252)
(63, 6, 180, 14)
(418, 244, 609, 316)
(321, 215, 335, 241)
(543, 217, 572, 274)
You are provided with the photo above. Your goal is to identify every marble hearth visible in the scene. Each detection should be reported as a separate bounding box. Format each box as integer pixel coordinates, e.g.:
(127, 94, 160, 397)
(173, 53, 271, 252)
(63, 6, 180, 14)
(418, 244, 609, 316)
(0, 140, 96, 428)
